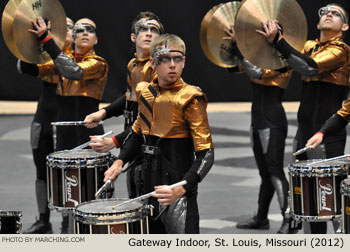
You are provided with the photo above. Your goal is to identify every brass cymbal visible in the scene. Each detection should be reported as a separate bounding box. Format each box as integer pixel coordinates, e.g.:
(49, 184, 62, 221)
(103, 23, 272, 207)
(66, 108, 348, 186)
(1, 0, 28, 62)
(235, 0, 307, 70)
(13, 0, 66, 64)
(200, 1, 241, 68)
(200, 3, 224, 67)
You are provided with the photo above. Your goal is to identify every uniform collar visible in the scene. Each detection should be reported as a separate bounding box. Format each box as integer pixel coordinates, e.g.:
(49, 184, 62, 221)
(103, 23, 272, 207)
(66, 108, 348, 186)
(316, 36, 343, 45)
(74, 49, 96, 59)
(153, 78, 184, 90)
(134, 53, 151, 63)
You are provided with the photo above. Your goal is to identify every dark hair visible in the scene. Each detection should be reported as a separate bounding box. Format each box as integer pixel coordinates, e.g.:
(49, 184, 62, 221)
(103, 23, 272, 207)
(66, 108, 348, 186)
(131, 11, 164, 34)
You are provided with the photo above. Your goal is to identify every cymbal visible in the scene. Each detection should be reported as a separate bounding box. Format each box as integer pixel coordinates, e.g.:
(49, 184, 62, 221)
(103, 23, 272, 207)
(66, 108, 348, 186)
(12, 0, 66, 64)
(1, 0, 28, 62)
(200, 1, 241, 68)
(200, 3, 223, 67)
(235, 0, 307, 70)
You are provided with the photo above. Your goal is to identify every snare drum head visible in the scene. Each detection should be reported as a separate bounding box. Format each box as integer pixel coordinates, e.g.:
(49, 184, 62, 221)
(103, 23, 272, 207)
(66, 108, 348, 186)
(75, 198, 143, 216)
(47, 149, 111, 168)
(48, 149, 109, 160)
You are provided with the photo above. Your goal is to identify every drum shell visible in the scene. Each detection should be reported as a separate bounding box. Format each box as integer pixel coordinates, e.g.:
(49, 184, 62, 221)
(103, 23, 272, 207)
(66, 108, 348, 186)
(341, 179, 350, 233)
(73, 198, 151, 234)
(46, 150, 114, 211)
(288, 160, 349, 221)
(0, 211, 22, 234)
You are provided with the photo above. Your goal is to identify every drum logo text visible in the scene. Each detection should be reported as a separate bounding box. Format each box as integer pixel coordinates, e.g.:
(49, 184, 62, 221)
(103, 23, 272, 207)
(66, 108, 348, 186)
(65, 172, 79, 206)
(319, 182, 333, 212)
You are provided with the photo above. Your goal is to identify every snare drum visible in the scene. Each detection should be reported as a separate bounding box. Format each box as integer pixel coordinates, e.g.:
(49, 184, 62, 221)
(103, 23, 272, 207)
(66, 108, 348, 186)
(341, 178, 350, 233)
(73, 198, 152, 234)
(288, 160, 349, 222)
(46, 149, 114, 212)
(0, 211, 22, 234)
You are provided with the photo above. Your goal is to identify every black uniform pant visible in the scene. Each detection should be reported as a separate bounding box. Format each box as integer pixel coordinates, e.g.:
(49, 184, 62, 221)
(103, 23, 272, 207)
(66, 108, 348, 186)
(251, 127, 289, 220)
(31, 119, 55, 222)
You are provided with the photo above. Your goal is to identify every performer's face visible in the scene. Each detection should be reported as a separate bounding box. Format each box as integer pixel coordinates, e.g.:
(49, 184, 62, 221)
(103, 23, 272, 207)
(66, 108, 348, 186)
(318, 5, 348, 33)
(65, 18, 74, 45)
(152, 45, 185, 86)
(74, 19, 98, 50)
(132, 18, 161, 53)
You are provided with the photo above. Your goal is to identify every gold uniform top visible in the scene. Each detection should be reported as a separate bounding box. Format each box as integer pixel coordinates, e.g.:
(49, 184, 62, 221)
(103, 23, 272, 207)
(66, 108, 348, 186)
(39, 47, 74, 84)
(126, 55, 156, 101)
(132, 78, 214, 152)
(251, 69, 292, 89)
(38, 49, 108, 101)
(336, 98, 350, 121)
(302, 37, 350, 86)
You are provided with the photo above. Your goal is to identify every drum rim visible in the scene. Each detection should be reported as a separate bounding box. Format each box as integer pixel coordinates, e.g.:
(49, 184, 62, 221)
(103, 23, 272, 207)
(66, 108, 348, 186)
(0, 211, 22, 217)
(291, 213, 341, 221)
(289, 159, 350, 167)
(74, 198, 145, 215)
(47, 150, 111, 159)
(288, 163, 349, 176)
(73, 198, 149, 225)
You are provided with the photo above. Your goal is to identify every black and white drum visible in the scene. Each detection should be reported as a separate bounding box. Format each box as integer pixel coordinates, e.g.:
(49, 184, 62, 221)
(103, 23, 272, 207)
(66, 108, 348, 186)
(0, 211, 22, 234)
(288, 160, 349, 222)
(46, 149, 114, 212)
(73, 198, 152, 234)
(341, 178, 350, 233)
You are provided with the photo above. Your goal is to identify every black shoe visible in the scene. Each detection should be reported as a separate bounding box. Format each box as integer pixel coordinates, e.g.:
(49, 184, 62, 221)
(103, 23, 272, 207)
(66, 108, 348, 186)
(277, 222, 298, 234)
(22, 219, 53, 234)
(236, 216, 269, 230)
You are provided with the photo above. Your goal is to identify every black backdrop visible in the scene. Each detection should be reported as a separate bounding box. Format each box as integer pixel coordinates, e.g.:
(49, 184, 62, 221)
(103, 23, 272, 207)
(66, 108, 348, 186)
(0, 0, 349, 102)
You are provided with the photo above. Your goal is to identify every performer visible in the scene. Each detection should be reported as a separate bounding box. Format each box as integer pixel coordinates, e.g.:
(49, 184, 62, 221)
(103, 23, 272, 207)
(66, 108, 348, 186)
(19, 16, 108, 233)
(103, 34, 214, 233)
(258, 3, 350, 233)
(18, 17, 74, 234)
(223, 25, 294, 234)
(84, 11, 163, 198)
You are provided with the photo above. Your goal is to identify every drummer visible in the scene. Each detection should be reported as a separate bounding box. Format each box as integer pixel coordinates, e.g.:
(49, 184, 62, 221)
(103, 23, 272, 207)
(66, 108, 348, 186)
(18, 17, 74, 234)
(258, 3, 350, 233)
(103, 34, 214, 234)
(84, 11, 164, 198)
(223, 26, 295, 234)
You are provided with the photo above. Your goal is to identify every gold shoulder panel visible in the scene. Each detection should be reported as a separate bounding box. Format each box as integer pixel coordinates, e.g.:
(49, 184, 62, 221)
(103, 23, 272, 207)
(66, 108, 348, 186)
(337, 98, 350, 122)
(176, 84, 207, 108)
(303, 40, 318, 54)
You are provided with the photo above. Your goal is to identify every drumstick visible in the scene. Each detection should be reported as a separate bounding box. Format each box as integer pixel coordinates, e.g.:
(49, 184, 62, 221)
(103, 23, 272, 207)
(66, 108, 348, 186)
(70, 130, 114, 151)
(308, 154, 350, 166)
(94, 179, 111, 198)
(51, 121, 104, 126)
(293, 146, 313, 156)
(111, 180, 187, 209)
